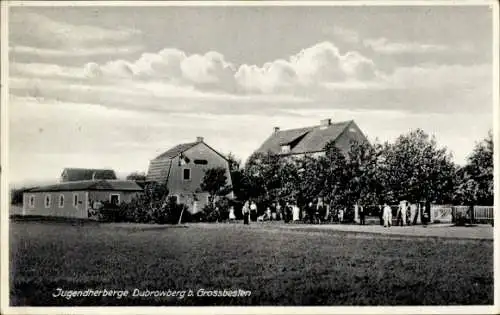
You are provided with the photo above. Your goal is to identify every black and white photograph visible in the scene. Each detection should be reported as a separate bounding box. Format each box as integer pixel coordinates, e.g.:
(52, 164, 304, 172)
(1, 1, 498, 313)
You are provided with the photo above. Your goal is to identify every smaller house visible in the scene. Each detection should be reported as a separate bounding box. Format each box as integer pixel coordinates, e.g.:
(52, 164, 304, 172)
(146, 137, 233, 213)
(61, 168, 117, 182)
(22, 180, 143, 219)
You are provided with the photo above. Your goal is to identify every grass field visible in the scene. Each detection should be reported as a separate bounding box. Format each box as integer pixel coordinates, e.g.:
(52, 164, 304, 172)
(9, 221, 493, 306)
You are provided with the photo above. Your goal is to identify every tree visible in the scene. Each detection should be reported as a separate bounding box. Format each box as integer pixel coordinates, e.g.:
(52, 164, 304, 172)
(322, 141, 349, 209)
(226, 152, 248, 202)
(244, 152, 280, 203)
(97, 181, 173, 223)
(455, 131, 493, 205)
(11, 187, 28, 205)
(380, 129, 456, 205)
(126, 171, 147, 182)
(200, 167, 232, 206)
(343, 139, 381, 207)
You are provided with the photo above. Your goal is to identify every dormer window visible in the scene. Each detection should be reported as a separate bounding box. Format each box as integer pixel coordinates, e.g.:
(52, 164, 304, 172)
(281, 145, 291, 154)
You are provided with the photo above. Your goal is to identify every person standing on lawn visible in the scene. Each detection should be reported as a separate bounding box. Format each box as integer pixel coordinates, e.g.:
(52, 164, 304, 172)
(250, 201, 258, 222)
(317, 198, 326, 224)
(284, 201, 291, 223)
(307, 201, 315, 224)
(242, 201, 250, 225)
(400, 201, 407, 226)
(359, 204, 366, 225)
(276, 201, 282, 221)
(229, 205, 236, 221)
(396, 203, 404, 226)
(383, 203, 392, 227)
(338, 207, 344, 224)
(292, 202, 300, 222)
(405, 202, 412, 225)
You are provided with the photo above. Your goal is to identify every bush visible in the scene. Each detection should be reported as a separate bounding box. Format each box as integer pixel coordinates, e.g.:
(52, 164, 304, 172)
(97, 201, 128, 222)
(198, 197, 232, 223)
(151, 197, 187, 224)
(95, 196, 188, 225)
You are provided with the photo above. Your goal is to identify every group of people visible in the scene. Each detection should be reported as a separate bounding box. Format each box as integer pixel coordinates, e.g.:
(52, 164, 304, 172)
(381, 201, 419, 227)
(238, 198, 428, 228)
(240, 198, 350, 225)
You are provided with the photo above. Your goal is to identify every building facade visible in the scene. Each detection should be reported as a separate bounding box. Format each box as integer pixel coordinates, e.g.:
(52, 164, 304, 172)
(146, 137, 233, 213)
(22, 180, 143, 219)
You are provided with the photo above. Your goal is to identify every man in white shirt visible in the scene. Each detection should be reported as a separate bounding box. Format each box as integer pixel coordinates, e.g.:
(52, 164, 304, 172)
(383, 203, 392, 227)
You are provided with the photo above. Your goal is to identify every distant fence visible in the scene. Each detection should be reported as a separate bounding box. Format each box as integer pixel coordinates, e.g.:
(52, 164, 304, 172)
(431, 205, 453, 223)
(450, 205, 493, 224)
(361, 204, 493, 225)
(473, 206, 494, 222)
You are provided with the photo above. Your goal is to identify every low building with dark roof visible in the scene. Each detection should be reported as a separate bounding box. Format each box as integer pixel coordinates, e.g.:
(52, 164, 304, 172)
(254, 118, 369, 158)
(61, 168, 117, 182)
(22, 180, 143, 219)
(146, 137, 233, 213)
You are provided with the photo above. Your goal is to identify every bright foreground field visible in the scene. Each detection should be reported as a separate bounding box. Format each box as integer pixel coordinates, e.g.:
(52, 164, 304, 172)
(10, 221, 493, 306)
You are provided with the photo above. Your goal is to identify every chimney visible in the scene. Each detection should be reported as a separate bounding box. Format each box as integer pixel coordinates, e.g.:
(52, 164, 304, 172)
(274, 127, 280, 133)
(320, 118, 332, 128)
(196, 136, 204, 143)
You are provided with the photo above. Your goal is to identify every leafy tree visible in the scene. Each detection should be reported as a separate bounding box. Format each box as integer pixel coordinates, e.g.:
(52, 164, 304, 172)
(200, 167, 232, 206)
(199, 196, 232, 222)
(226, 152, 249, 203)
(323, 142, 349, 210)
(294, 154, 327, 207)
(244, 152, 280, 203)
(343, 139, 381, 207)
(380, 129, 456, 204)
(11, 187, 30, 205)
(126, 171, 147, 182)
(455, 131, 493, 205)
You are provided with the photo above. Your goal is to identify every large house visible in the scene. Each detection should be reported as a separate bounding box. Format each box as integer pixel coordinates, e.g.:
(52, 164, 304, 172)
(146, 137, 233, 213)
(254, 119, 369, 158)
(22, 179, 143, 219)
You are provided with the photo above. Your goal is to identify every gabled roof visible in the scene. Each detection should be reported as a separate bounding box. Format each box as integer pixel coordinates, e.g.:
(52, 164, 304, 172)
(27, 180, 143, 193)
(153, 142, 199, 160)
(61, 168, 117, 182)
(255, 120, 359, 155)
(151, 140, 229, 162)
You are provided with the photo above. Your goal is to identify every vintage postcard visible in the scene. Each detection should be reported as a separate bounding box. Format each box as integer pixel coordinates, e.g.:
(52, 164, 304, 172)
(1, 1, 498, 314)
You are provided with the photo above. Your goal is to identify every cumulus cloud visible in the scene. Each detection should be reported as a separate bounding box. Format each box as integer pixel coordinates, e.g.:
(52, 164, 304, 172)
(82, 48, 238, 92)
(235, 41, 377, 94)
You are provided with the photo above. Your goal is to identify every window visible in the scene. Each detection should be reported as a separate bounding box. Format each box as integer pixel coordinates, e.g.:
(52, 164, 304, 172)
(29, 195, 35, 208)
(110, 194, 120, 205)
(44, 195, 51, 208)
(281, 145, 291, 153)
(58, 195, 64, 208)
(183, 168, 191, 181)
(73, 194, 79, 207)
(194, 159, 208, 165)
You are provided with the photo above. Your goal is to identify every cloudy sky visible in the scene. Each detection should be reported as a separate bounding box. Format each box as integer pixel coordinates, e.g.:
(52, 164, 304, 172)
(7, 4, 494, 185)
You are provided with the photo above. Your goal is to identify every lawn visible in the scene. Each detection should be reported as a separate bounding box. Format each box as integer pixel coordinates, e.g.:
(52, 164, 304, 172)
(9, 220, 493, 306)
